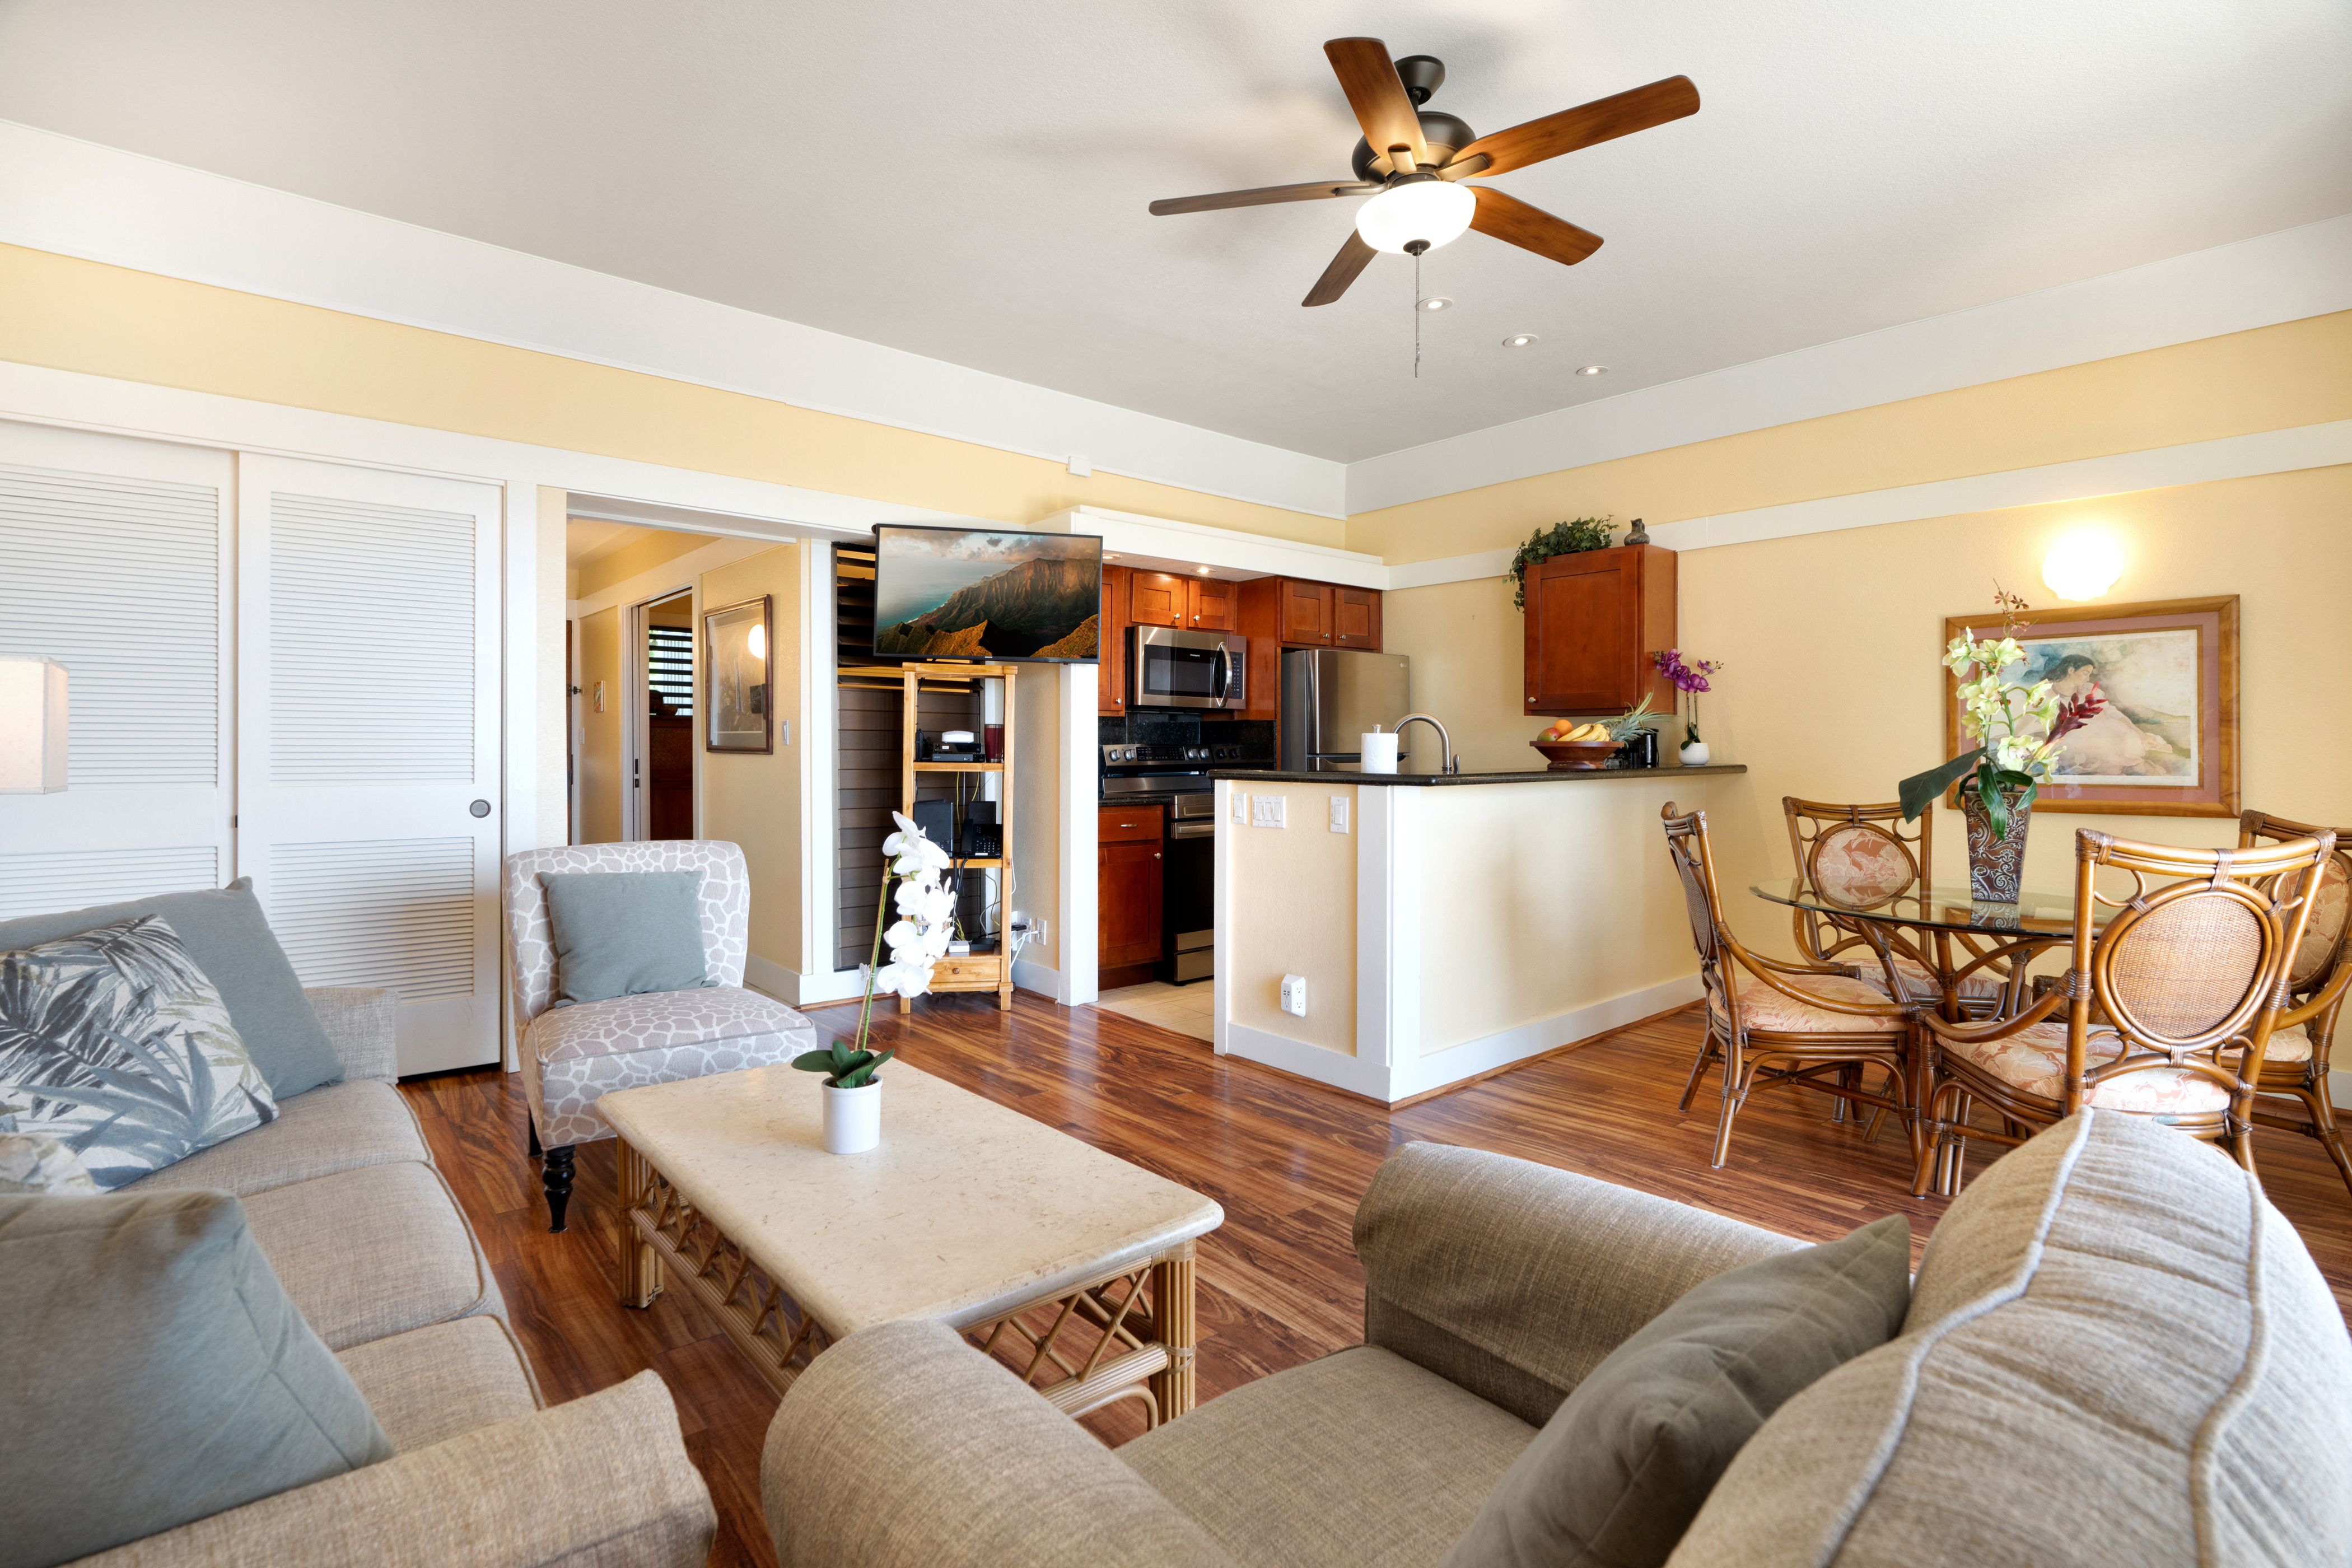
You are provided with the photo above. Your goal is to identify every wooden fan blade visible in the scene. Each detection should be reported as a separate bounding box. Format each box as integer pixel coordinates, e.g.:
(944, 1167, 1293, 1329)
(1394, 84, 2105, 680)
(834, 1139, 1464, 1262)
(1324, 38, 1429, 173)
(1469, 186, 1603, 267)
(1449, 76, 1699, 178)
(1149, 180, 1378, 216)
(1303, 231, 1378, 307)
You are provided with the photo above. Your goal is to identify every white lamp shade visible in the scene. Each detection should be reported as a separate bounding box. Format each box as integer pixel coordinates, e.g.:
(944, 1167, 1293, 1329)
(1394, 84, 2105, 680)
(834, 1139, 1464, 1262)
(0, 657, 69, 792)
(1355, 180, 1476, 254)
(2041, 533, 2125, 601)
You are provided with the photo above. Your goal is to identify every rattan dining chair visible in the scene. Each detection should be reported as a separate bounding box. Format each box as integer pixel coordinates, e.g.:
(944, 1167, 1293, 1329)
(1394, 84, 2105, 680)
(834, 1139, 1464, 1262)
(1663, 802, 1915, 1169)
(1911, 827, 2334, 1197)
(2239, 809, 2352, 1197)
(1782, 796, 2008, 1015)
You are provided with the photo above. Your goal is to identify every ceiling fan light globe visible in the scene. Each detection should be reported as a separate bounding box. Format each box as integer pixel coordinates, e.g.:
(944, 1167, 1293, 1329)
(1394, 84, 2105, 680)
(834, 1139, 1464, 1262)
(1355, 179, 1474, 254)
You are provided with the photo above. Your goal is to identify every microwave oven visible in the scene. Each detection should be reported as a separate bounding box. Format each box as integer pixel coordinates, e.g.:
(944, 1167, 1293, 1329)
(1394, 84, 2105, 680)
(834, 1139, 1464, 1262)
(1128, 626, 1246, 710)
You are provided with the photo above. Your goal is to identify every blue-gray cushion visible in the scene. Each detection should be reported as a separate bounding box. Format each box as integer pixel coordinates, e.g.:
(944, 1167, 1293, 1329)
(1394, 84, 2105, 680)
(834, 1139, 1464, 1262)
(539, 871, 712, 1007)
(1439, 1214, 1912, 1568)
(0, 879, 342, 1098)
(0, 917, 278, 1188)
(0, 1188, 393, 1567)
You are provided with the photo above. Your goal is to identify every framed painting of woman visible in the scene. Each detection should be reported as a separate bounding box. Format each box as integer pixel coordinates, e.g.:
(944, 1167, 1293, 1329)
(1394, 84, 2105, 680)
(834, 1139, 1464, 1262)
(1941, 595, 2238, 817)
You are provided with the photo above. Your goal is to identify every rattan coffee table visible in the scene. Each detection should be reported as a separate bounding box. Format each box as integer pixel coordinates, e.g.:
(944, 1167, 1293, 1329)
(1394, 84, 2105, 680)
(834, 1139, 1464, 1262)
(596, 1062, 1224, 1425)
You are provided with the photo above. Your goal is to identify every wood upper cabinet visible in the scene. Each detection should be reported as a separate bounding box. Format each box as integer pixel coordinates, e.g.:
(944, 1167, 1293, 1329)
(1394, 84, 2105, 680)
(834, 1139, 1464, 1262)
(1332, 586, 1381, 648)
(1279, 580, 1333, 645)
(1523, 543, 1677, 716)
(1098, 805, 1164, 971)
(1097, 564, 1129, 715)
(1189, 576, 1238, 632)
(1128, 571, 1187, 628)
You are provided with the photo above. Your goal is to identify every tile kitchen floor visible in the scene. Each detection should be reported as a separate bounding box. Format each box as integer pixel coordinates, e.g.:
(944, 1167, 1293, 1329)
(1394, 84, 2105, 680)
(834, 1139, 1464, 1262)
(1096, 980, 1212, 1042)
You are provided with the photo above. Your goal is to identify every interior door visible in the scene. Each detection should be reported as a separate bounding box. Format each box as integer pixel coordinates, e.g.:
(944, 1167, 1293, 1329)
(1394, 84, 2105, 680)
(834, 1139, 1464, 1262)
(0, 422, 235, 917)
(235, 456, 502, 1075)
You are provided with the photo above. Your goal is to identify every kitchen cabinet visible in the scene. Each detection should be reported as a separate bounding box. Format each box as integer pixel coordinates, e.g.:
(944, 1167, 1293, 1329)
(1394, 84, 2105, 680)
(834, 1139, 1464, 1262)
(1274, 578, 1381, 650)
(1279, 579, 1332, 645)
(1098, 804, 1164, 978)
(1128, 571, 1187, 628)
(1332, 586, 1381, 648)
(1189, 576, 1238, 631)
(1523, 543, 1677, 716)
(1098, 564, 1129, 715)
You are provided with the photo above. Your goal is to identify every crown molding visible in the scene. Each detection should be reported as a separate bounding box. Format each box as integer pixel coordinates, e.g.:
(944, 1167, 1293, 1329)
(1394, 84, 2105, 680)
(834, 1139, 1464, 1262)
(1346, 214, 2352, 514)
(0, 119, 1348, 520)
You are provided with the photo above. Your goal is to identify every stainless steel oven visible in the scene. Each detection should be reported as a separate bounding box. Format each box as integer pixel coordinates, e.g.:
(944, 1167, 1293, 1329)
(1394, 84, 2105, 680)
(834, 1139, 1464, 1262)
(1129, 626, 1246, 711)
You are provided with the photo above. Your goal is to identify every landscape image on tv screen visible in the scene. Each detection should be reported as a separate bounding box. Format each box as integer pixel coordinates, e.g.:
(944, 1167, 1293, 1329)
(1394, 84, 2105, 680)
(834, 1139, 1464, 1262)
(871, 526, 1102, 661)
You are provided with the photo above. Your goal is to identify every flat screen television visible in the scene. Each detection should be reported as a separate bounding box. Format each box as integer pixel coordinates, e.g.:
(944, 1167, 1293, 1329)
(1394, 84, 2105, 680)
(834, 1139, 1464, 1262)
(870, 524, 1103, 662)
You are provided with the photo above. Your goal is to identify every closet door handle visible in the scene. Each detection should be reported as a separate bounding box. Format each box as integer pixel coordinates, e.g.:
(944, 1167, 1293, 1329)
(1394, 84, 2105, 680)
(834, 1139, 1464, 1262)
(469, 799, 492, 819)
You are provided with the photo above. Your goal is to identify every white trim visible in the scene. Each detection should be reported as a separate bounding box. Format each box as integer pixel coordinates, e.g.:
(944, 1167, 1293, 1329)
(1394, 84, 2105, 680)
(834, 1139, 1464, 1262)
(1386, 976, 1705, 1103)
(1354, 786, 1395, 1071)
(1222, 1019, 1396, 1102)
(1348, 214, 2352, 512)
(567, 535, 772, 621)
(1037, 505, 1384, 587)
(1380, 419, 2352, 587)
(1056, 665, 1099, 1007)
(0, 119, 1345, 520)
(748, 954, 870, 1009)
(1012, 955, 1061, 1000)
(799, 538, 837, 980)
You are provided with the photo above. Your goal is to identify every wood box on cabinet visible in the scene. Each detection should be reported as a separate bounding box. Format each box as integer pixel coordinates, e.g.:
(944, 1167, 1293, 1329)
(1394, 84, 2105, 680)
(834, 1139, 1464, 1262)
(1098, 804, 1164, 978)
(1523, 544, 1676, 716)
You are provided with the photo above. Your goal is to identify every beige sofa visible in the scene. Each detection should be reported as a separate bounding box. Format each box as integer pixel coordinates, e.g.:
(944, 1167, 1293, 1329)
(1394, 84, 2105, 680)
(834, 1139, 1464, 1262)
(74, 987, 715, 1568)
(762, 1109, 2352, 1567)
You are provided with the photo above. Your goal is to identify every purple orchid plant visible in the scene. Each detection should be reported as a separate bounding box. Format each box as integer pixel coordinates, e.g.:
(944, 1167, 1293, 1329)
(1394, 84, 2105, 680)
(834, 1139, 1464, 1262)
(1652, 648, 1725, 745)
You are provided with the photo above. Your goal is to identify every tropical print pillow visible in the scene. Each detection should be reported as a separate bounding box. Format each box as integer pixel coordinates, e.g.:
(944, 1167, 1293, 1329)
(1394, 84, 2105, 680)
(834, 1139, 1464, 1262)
(0, 1124, 101, 1193)
(0, 916, 278, 1187)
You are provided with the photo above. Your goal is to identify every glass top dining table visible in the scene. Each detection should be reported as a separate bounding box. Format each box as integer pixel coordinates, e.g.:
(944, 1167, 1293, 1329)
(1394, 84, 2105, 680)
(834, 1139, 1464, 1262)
(1749, 879, 2118, 937)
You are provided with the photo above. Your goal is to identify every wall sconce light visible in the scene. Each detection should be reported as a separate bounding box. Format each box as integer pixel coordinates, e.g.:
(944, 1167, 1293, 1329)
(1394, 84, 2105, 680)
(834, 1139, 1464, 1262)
(1, 657, 69, 792)
(2041, 531, 2124, 602)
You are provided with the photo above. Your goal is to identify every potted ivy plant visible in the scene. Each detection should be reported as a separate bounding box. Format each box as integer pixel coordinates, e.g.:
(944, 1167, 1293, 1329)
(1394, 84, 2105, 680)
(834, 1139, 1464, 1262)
(792, 810, 954, 1153)
(1507, 517, 1617, 608)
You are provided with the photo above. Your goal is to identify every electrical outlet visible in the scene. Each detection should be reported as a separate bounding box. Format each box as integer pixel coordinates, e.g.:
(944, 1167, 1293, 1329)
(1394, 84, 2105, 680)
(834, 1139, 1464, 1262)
(1252, 795, 1287, 829)
(1328, 796, 1350, 833)
(1280, 974, 1308, 1017)
(1230, 790, 1249, 823)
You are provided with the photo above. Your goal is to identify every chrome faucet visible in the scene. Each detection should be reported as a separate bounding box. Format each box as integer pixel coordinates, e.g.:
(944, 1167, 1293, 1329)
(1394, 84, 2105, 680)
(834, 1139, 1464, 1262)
(1394, 713, 1458, 776)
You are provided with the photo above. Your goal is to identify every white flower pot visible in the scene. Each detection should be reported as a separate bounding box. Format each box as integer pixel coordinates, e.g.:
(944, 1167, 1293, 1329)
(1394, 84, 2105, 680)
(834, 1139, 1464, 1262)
(1679, 739, 1711, 767)
(821, 1079, 881, 1155)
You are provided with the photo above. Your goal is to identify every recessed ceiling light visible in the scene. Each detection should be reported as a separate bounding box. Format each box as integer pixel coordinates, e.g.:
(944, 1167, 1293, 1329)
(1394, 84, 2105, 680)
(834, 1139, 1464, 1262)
(1417, 296, 1453, 312)
(1104, 553, 1119, 561)
(1502, 334, 1537, 349)
(1575, 363, 1608, 377)
(1196, 566, 1212, 575)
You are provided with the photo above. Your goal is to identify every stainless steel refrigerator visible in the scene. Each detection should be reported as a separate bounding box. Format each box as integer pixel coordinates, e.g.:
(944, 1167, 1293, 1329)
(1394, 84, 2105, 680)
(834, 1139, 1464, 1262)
(1280, 649, 1412, 772)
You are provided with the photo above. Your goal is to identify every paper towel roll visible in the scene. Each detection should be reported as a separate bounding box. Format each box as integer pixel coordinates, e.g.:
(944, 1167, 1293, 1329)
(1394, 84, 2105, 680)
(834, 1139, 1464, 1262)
(1359, 731, 1399, 773)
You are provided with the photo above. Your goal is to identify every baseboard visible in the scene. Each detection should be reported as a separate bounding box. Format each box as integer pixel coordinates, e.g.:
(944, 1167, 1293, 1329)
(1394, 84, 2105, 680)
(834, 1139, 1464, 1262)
(746, 954, 869, 1009)
(1221, 1020, 1394, 1102)
(1012, 955, 1060, 1000)
(1388, 973, 1708, 1104)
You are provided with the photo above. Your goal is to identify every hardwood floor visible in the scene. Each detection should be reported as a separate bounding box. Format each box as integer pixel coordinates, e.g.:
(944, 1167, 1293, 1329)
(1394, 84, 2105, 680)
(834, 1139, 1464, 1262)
(401, 993, 2352, 1568)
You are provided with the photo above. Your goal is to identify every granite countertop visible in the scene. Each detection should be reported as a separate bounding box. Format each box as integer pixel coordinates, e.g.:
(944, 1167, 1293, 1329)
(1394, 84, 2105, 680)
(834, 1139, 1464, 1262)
(1211, 763, 1748, 787)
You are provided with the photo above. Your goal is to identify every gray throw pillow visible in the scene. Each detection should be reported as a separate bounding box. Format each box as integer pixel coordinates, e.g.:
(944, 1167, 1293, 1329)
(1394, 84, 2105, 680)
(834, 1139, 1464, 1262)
(0, 916, 279, 1187)
(540, 870, 713, 1008)
(0, 1189, 393, 1567)
(1439, 1214, 1911, 1568)
(0, 879, 343, 1098)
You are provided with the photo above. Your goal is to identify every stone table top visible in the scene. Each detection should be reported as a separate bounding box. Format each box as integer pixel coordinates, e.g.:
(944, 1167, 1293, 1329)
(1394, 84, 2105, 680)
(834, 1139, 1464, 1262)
(597, 1062, 1224, 1336)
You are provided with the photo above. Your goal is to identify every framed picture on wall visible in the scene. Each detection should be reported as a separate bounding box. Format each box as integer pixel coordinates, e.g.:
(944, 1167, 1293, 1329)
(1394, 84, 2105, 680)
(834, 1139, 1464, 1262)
(703, 595, 773, 754)
(1942, 595, 2238, 817)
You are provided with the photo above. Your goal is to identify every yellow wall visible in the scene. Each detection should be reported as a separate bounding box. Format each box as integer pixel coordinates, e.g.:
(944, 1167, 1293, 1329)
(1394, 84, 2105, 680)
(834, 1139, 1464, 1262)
(576, 606, 624, 843)
(0, 244, 1342, 548)
(575, 528, 719, 601)
(1225, 784, 1358, 1054)
(697, 544, 805, 976)
(1351, 312, 2352, 564)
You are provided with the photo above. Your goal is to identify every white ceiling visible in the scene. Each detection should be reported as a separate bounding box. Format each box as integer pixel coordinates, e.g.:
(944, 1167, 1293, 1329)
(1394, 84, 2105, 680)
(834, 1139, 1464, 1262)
(1, 1, 2345, 465)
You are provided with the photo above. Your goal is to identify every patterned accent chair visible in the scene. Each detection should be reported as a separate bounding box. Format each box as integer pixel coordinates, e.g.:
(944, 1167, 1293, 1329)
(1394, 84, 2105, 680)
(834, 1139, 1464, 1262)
(1911, 826, 2334, 1197)
(1662, 802, 1915, 1170)
(503, 842, 819, 1231)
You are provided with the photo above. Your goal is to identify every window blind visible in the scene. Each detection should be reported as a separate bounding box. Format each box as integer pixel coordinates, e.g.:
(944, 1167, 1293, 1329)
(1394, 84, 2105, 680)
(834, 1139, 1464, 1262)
(649, 624, 694, 716)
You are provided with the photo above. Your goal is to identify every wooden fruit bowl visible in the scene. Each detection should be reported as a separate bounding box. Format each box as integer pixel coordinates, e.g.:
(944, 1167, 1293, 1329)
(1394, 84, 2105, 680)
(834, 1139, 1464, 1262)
(1532, 738, 1623, 772)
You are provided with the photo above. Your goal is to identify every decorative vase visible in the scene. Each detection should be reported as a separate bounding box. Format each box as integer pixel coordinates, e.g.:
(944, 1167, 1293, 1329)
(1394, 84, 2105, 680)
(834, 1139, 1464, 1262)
(1679, 739, 1711, 767)
(1959, 781, 2033, 903)
(822, 1079, 881, 1155)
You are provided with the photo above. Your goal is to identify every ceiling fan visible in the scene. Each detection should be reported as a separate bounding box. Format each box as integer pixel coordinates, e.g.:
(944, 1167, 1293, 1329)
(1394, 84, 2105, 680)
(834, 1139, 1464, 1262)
(1150, 39, 1699, 307)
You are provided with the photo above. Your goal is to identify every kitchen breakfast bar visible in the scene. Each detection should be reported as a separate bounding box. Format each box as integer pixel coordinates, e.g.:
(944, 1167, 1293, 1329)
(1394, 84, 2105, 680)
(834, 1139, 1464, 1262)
(1210, 764, 1748, 1104)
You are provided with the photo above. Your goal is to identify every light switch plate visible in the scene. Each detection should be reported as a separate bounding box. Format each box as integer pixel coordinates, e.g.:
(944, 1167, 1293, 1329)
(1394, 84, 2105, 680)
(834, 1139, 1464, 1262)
(1231, 790, 1249, 823)
(1252, 795, 1286, 828)
(1328, 796, 1350, 833)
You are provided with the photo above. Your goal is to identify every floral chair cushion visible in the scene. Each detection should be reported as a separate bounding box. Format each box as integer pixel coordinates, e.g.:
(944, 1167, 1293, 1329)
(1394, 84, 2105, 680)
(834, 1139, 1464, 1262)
(1712, 973, 1906, 1036)
(522, 984, 819, 1147)
(501, 842, 751, 1030)
(1940, 1021, 2232, 1115)
(2223, 1020, 2312, 1069)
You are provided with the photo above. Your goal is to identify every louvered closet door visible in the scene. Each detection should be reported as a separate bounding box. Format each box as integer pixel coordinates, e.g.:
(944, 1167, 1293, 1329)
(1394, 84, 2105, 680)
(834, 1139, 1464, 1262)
(236, 456, 502, 1075)
(0, 422, 235, 917)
